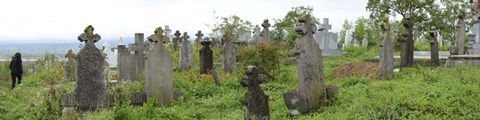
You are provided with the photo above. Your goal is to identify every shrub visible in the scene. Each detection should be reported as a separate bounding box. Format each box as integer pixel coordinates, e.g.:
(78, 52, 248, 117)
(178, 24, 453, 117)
(237, 41, 288, 80)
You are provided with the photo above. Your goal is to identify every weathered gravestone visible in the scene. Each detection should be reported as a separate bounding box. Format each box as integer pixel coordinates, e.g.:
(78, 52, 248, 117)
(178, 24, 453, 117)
(75, 25, 106, 111)
(64, 49, 75, 82)
(195, 30, 204, 43)
(240, 66, 269, 120)
(314, 18, 341, 56)
(103, 41, 117, 68)
(145, 27, 174, 106)
(128, 33, 147, 81)
(200, 39, 213, 74)
(362, 34, 368, 48)
(173, 30, 181, 50)
(252, 25, 261, 43)
(261, 19, 271, 40)
(180, 32, 192, 70)
(378, 18, 394, 80)
(429, 31, 440, 66)
(164, 25, 172, 43)
(222, 34, 236, 73)
(117, 40, 134, 81)
(453, 11, 466, 55)
(283, 15, 338, 115)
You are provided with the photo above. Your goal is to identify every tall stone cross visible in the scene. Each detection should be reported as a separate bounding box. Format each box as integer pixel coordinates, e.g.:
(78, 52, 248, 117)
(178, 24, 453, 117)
(128, 33, 147, 81)
(456, 11, 466, 55)
(173, 30, 181, 50)
(195, 30, 204, 43)
(378, 17, 394, 80)
(261, 19, 271, 40)
(164, 25, 172, 37)
(318, 18, 332, 32)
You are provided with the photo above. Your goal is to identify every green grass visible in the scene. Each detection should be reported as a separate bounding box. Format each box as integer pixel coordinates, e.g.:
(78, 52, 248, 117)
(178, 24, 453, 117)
(1, 43, 480, 119)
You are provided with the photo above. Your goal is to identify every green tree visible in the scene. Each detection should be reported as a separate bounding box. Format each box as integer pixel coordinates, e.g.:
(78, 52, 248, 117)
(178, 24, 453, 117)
(367, 0, 435, 67)
(206, 13, 253, 42)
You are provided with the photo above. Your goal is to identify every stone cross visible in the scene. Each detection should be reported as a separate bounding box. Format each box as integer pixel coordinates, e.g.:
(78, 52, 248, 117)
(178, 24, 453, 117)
(64, 49, 75, 82)
(378, 17, 394, 80)
(199, 39, 213, 75)
(429, 31, 440, 66)
(145, 26, 174, 106)
(285, 15, 328, 115)
(455, 11, 466, 55)
(164, 25, 172, 38)
(128, 33, 147, 81)
(240, 66, 270, 120)
(75, 25, 106, 111)
(252, 25, 261, 43)
(318, 18, 332, 32)
(195, 30, 204, 43)
(117, 43, 133, 81)
(180, 32, 192, 70)
(261, 19, 271, 40)
(77, 25, 101, 45)
(173, 30, 181, 50)
(222, 33, 236, 73)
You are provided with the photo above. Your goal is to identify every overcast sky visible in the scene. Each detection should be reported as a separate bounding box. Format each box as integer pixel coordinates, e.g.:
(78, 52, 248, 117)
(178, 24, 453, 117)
(0, 0, 369, 42)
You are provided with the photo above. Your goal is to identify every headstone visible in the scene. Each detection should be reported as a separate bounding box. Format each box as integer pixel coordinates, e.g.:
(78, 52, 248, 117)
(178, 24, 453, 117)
(429, 31, 440, 66)
(200, 39, 213, 75)
(74, 25, 106, 111)
(455, 11, 466, 55)
(344, 29, 353, 47)
(164, 25, 172, 42)
(351, 32, 359, 47)
(64, 49, 75, 82)
(128, 33, 147, 81)
(314, 18, 341, 56)
(260, 19, 271, 40)
(145, 27, 174, 106)
(252, 25, 261, 43)
(362, 34, 368, 48)
(117, 42, 133, 81)
(284, 15, 328, 115)
(130, 92, 146, 106)
(195, 30, 204, 43)
(222, 33, 236, 73)
(238, 30, 251, 42)
(240, 66, 269, 120)
(103, 40, 118, 68)
(180, 32, 192, 70)
(173, 30, 181, 50)
(378, 18, 394, 80)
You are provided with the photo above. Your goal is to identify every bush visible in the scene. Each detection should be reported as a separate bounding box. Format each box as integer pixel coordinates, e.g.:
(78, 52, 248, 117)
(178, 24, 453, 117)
(237, 41, 288, 80)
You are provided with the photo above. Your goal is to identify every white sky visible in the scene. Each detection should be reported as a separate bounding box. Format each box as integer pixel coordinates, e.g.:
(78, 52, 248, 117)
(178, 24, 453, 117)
(0, 0, 369, 42)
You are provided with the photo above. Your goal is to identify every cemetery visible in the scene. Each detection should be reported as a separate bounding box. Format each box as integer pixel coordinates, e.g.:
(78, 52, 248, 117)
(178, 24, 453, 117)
(2, 1, 480, 119)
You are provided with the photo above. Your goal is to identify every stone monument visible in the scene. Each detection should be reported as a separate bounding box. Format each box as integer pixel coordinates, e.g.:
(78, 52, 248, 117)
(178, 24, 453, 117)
(222, 33, 236, 73)
(195, 30, 204, 43)
(74, 25, 106, 111)
(128, 33, 147, 81)
(362, 34, 368, 48)
(252, 25, 261, 43)
(261, 19, 271, 40)
(64, 49, 75, 82)
(145, 27, 174, 106)
(378, 18, 394, 80)
(200, 39, 213, 75)
(173, 30, 181, 50)
(180, 32, 192, 70)
(429, 31, 440, 66)
(240, 66, 269, 120)
(314, 18, 341, 56)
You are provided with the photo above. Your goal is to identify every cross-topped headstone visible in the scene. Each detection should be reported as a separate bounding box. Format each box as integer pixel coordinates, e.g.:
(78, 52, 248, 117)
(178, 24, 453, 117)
(195, 30, 204, 43)
(75, 25, 106, 111)
(180, 32, 192, 70)
(164, 25, 172, 37)
(173, 30, 181, 50)
(183, 32, 190, 42)
(318, 18, 332, 32)
(64, 49, 75, 82)
(240, 66, 270, 120)
(145, 26, 174, 106)
(261, 19, 271, 40)
(200, 39, 213, 74)
(252, 25, 261, 43)
(378, 17, 394, 80)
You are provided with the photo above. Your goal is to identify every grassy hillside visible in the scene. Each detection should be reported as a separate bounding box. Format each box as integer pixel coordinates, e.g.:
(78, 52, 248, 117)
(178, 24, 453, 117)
(0, 44, 479, 119)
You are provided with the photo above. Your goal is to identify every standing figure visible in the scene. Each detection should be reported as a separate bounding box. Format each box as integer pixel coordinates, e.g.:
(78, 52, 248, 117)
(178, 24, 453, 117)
(10, 52, 23, 89)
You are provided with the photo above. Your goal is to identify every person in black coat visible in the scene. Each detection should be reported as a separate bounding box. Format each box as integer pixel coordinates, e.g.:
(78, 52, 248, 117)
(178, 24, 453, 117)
(9, 52, 23, 89)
